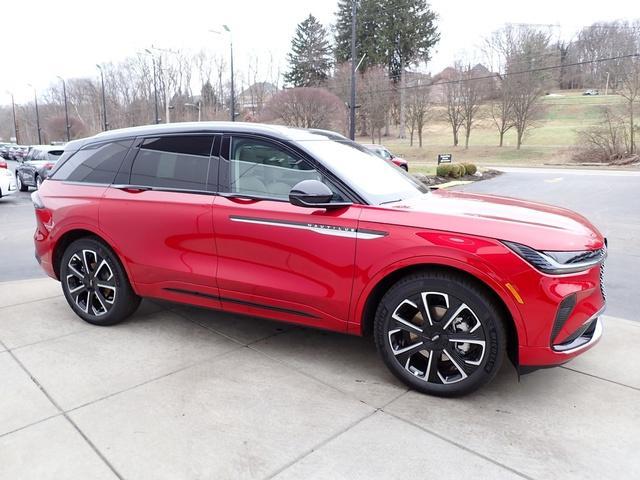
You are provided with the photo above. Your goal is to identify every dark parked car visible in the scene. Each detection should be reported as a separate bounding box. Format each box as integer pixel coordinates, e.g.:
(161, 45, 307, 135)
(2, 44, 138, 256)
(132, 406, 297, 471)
(0, 143, 14, 159)
(16, 145, 65, 190)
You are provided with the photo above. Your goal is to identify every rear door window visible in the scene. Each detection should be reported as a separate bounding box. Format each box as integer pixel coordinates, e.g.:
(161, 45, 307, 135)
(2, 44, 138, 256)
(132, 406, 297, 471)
(51, 140, 132, 184)
(129, 135, 215, 191)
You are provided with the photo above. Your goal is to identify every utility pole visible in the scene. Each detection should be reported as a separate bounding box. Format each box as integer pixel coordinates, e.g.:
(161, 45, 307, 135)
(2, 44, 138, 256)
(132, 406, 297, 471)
(605, 71, 610, 96)
(9, 93, 19, 144)
(97, 64, 109, 131)
(28, 84, 42, 144)
(349, 0, 357, 140)
(57, 76, 71, 141)
(145, 49, 160, 124)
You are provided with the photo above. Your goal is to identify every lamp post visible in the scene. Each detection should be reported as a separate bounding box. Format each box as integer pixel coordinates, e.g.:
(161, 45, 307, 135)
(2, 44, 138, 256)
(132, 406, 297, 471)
(96, 64, 108, 131)
(27, 84, 42, 144)
(144, 49, 161, 124)
(209, 25, 235, 121)
(57, 76, 71, 141)
(185, 101, 202, 121)
(7, 92, 19, 144)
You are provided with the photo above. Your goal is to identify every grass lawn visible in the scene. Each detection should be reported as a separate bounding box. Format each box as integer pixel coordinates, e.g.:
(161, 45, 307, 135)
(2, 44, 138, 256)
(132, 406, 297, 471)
(356, 90, 629, 168)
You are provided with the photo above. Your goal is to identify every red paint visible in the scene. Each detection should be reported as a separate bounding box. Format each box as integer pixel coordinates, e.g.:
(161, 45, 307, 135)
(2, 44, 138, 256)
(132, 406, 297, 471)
(34, 180, 605, 369)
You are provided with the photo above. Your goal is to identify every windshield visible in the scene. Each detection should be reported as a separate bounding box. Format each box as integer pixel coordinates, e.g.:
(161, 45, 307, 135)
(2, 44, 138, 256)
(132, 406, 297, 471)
(297, 139, 427, 205)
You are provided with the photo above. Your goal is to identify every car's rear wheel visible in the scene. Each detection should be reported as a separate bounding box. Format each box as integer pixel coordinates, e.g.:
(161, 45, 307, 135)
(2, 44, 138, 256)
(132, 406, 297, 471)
(16, 173, 28, 192)
(374, 271, 506, 397)
(60, 237, 141, 326)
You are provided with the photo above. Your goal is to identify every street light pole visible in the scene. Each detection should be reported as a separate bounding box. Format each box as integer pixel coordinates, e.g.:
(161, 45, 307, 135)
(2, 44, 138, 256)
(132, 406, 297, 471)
(8, 92, 20, 144)
(96, 64, 108, 131)
(225, 25, 235, 122)
(349, 0, 357, 140)
(28, 84, 42, 144)
(145, 49, 160, 124)
(210, 26, 235, 121)
(57, 76, 71, 141)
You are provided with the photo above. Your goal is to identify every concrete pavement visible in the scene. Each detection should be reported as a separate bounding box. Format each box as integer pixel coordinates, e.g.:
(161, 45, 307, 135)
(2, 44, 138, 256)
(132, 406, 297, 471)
(1, 277, 639, 480)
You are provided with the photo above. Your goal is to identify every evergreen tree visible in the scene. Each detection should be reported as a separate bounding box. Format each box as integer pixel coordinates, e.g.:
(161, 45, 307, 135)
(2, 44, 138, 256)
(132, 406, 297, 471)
(334, 0, 439, 79)
(284, 14, 333, 87)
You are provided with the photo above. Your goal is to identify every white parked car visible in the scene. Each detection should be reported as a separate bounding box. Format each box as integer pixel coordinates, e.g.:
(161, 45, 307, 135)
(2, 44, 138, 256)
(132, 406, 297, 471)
(0, 166, 18, 199)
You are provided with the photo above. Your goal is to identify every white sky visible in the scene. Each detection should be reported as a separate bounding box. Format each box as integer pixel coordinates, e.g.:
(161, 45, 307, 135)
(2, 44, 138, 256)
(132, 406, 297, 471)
(1, 0, 632, 104)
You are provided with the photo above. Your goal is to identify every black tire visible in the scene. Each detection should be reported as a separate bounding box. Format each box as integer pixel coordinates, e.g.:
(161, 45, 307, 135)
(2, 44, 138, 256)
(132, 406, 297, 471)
(16, 173, 28, 192)
(374, 270, 506, 397)
(35, 175, 42, 189)
(60, 237, 141, 326)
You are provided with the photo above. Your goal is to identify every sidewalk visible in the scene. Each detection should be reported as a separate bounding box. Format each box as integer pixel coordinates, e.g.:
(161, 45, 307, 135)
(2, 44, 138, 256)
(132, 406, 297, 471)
(1, 277, 639, 480)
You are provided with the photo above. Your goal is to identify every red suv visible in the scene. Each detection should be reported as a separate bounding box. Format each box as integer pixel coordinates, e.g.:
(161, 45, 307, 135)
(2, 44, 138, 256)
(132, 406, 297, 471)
(32, 123, 606, 396)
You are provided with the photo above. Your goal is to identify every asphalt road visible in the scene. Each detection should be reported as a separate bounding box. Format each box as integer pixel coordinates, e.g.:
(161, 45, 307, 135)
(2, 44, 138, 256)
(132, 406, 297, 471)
(1, 162, 637, 319)
(457, 167, 640, 320)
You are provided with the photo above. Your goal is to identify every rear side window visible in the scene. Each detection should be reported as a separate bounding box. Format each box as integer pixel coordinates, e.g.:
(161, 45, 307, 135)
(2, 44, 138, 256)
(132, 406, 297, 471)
(51, 140, 132, 183)
(129, 135, 214, 191)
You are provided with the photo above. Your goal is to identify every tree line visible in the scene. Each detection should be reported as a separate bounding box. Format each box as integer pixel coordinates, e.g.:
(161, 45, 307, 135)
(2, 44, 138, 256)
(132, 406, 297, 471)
(1, 2, 638, 159)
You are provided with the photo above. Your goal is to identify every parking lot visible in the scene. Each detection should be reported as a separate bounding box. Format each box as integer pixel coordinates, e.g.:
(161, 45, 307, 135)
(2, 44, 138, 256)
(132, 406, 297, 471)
(1, 166, 639, 479)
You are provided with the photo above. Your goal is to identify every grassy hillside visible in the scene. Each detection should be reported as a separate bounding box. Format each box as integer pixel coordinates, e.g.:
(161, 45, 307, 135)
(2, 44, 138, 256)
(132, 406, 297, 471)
(356, 90, 628, 173)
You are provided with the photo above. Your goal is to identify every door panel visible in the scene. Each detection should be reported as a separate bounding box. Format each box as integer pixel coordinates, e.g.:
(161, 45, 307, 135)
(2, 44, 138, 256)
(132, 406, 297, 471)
(99, 134, 220, 305)
(100, 189, 218, 296)
(213, 197, 362, 330)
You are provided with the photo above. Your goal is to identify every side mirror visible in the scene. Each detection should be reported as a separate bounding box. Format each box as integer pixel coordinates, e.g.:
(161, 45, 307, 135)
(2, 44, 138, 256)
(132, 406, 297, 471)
(289, 179, 351, 209)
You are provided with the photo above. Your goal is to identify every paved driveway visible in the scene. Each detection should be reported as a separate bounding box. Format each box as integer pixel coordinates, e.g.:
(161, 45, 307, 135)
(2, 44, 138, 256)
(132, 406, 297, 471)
(1, 277, 639, 479)
(457, 167, 640, 320)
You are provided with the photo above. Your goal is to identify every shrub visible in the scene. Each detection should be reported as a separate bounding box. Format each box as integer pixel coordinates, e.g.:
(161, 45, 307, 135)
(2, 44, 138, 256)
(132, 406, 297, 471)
(436, 164, 453, 177)
(449, 163, 463, 178)
(458, 163, 467, 176)
(462, 163, 477, 175)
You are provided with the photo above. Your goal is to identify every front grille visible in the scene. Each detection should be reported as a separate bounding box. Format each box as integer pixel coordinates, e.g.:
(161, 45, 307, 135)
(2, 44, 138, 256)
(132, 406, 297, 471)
(566, 248, 606, 264)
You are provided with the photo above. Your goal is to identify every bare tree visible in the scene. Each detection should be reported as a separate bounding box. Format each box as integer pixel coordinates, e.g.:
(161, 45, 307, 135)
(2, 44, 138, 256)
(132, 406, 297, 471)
(442, 69, 465, 147)
(490, 77, 515, 147)
(486, 25, 552, 149)
(360, 66, 392, 143)
(576, 106, 632, 162)
(262, 87, 344, 129)
(405, 81, 431, 147)
(459, 64, 488, 149)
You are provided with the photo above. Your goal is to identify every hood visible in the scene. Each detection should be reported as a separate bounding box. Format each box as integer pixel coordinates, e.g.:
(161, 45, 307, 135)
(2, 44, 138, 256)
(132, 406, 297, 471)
(369, 190, 604, 251)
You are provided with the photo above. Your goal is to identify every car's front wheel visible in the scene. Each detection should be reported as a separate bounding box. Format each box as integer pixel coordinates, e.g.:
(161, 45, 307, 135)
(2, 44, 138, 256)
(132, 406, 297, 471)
(374, 270, 506, 397)
(35, 175, 42, 189)
(60, 237, 141, 326)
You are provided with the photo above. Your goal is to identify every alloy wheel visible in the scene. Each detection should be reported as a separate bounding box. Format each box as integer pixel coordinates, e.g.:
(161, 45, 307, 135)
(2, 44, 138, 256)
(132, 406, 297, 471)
(387, 291, 487, 385)
(16, 174, 22, 189)
(65, 249, 117, 316)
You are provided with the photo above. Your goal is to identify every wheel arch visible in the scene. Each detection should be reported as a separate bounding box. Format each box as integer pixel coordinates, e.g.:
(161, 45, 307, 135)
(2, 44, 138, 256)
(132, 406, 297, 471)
(52, 228, 135, 291)
(357, 262, 522, 368)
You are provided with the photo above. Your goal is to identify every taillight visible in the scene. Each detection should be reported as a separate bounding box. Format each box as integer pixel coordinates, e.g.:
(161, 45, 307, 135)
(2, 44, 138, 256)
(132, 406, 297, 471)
(31, 191, 45, 209)
(0, 160, 7, 169)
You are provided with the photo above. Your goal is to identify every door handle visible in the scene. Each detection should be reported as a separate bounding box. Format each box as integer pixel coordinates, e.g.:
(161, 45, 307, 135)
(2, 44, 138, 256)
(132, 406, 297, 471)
(112, 184, 152, 193)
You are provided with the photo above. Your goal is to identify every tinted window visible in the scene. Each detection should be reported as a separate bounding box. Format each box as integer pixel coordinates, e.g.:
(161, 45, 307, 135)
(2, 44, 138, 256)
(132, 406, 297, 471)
(130, 135, 214, 191)
(51, 140, 132, 183)
(226, 137, 341, 200)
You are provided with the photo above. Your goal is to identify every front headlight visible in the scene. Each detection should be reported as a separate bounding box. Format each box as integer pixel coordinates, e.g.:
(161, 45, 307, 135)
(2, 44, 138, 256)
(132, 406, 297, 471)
(503, 241, 606, 275)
